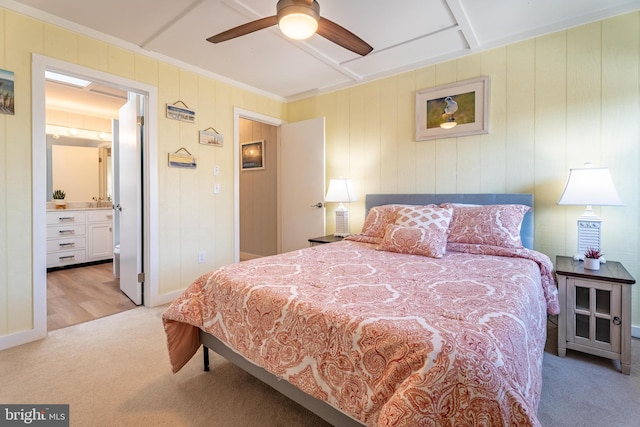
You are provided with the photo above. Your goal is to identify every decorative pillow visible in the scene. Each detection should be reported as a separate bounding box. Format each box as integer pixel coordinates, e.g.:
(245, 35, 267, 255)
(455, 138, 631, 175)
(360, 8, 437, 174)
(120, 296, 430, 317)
(377, 224, 448, 258)
(395, 205, 453, 230)
(345, 204, 405, 244)
(443, 204, 530, 248)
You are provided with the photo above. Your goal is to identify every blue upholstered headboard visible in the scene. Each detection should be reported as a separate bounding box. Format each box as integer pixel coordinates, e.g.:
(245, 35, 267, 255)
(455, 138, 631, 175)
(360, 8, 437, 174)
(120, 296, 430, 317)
(365, 193, 534, 250)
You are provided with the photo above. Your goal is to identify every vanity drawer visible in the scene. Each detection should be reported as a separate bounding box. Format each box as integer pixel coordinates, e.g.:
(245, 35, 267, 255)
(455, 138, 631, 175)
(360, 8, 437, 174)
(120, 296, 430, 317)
(46, 211, 86, 225)
(46, 236, 86, 252)
(46, 224, 86, 239)
(87, 210, 114, 223)
(47, 249, 86, 268)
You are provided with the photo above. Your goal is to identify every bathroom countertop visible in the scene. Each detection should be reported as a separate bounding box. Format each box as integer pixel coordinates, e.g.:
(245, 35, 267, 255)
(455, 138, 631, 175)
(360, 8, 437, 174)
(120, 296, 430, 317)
(47, 202, 113, 211)
(47, 207, 113, 211)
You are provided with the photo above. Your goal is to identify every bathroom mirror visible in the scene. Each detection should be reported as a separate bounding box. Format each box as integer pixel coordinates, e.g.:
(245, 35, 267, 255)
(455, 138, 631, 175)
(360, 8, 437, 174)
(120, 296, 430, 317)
(46, 134, 112, 203)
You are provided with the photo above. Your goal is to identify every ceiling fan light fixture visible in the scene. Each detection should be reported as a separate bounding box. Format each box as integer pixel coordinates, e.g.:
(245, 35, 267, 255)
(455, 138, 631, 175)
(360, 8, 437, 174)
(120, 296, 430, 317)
(279, 13, 318, 39)
(277, 0, 320, 40)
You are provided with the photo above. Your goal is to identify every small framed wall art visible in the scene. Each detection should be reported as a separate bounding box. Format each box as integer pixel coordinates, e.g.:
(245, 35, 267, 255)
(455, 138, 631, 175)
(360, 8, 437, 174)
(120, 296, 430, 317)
(0, 69, 15, 115)
(241, 140, 264, 171)
(415, 76, 490, 141)
(199, 128, 223, 147)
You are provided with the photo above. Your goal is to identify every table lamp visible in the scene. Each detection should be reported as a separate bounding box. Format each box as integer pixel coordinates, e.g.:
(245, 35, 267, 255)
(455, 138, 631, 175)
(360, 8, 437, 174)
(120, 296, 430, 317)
(325, 178, 357, 237)
(557, 164, 623, 260)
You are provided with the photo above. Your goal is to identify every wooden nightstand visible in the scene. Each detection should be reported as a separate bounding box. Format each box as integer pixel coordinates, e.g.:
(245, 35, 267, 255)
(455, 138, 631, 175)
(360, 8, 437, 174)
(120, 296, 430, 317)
(555, 255, 636, 374)
(308, 235, 344, 246)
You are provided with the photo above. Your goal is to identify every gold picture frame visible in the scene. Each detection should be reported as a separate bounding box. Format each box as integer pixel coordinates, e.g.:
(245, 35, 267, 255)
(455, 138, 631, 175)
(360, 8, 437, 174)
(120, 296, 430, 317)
(415, 76, 490, 141)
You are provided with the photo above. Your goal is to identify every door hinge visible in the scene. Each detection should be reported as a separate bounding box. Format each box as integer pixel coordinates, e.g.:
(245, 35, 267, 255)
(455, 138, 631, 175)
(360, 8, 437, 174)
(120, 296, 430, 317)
(137, 272, 145, 283)
(138, 116, 144, 126)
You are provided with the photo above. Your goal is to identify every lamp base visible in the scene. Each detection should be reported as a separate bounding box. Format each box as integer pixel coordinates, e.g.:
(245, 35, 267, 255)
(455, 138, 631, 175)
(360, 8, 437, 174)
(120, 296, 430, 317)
(576, 218, 601, 259)
(334, 209, 350, 237)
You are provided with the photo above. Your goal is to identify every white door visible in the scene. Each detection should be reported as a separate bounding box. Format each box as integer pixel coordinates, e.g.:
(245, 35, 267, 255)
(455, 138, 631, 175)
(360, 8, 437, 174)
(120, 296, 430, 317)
(280, 117, 326, 252)
(117, 94, 142, 305)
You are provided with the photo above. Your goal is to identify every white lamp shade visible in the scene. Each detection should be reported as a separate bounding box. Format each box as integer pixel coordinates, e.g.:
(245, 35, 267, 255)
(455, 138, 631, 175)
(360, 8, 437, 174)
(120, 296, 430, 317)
(325, 178, 358, 203)
(557, 167, 623, 206)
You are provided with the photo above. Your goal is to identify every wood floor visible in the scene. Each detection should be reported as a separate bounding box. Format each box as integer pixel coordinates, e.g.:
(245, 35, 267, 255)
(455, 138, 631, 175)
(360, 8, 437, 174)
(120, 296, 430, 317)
(47, 262, 137, 331)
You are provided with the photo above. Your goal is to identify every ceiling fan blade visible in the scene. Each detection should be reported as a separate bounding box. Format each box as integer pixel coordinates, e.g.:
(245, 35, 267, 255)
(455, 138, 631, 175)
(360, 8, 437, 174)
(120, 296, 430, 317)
(316, 17, 373, 56)
(207, 15, 279, 43)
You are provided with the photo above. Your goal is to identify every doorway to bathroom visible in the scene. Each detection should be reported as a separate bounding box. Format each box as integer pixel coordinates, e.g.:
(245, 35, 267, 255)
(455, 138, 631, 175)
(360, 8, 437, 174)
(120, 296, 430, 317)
(31, 55, 159, 338)
(43, 71, 139, 330)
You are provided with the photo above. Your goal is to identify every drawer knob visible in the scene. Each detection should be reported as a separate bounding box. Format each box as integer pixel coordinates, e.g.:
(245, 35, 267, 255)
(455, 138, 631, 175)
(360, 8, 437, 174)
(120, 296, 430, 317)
(59, 230, 75, 235)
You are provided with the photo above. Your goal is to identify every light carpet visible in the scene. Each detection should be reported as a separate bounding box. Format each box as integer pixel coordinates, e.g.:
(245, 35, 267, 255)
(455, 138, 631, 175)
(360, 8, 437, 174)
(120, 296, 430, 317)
(1, 306, 638, 426)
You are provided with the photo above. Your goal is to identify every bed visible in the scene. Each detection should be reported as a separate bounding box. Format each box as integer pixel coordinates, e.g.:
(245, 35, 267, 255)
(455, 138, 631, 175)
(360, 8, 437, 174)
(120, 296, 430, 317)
(163, 193, 560, 426)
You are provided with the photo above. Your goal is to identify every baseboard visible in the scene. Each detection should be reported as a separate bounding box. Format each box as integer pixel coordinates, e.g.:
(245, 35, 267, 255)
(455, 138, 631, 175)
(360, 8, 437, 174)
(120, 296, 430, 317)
(152, 289, 184, 307)
(632, 325, 640, 339)
(240, 251, 263, 261)
(0, 328, 47, 351)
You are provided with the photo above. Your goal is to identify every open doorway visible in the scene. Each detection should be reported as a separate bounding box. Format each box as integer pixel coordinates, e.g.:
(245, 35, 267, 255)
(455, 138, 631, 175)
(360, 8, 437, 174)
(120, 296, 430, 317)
(29, 55, 160, 344)
(43, 71, 137, 330)
(233, 108, 326, 262)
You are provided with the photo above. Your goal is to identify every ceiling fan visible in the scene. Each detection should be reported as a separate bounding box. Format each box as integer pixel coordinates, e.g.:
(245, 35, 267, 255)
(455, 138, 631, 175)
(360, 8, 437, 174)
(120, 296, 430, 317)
(207, 0, 373, 56)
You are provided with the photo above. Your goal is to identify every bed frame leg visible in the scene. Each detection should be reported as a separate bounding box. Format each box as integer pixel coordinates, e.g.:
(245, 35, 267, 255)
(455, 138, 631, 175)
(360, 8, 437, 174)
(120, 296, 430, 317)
(203, 345, 210, 371)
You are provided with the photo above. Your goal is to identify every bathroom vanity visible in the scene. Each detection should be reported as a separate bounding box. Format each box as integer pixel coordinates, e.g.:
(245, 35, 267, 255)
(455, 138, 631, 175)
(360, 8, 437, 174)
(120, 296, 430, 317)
(46, 207, 113, 269)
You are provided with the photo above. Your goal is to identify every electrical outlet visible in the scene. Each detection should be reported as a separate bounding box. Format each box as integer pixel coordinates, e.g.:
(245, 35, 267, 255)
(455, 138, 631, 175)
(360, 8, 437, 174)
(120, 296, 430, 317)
(214, 183, 220, 193)
(198, 251, 205, 264)
(213, 165, 220, 176)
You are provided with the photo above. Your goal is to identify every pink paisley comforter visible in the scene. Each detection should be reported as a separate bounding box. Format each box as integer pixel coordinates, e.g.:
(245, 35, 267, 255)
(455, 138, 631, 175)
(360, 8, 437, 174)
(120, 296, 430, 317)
(163, 240, 559, 426)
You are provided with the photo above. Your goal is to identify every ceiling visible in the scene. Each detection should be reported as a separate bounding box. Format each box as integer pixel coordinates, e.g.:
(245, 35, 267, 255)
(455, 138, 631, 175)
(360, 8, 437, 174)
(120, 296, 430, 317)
(7, 0, 640, 109)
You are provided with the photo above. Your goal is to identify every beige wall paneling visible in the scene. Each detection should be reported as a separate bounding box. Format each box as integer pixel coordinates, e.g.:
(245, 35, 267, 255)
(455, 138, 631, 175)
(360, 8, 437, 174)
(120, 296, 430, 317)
(0, 7, 7, 335)
(345, 84, 366, 229)
(78, 37, 109, 71)
(358, 80, 382, 224)
(157, 62, 182, 295)
(177, 70, 200, 282)
(5, 11, 42, 334)
(505, 40, 536, 194)
(379, 76, 399, 194)
(396, 71, 416, 193)
(134, 54, 159, 87)
(601, 14, 640, 326)
(107, 45, 135, 80)
(328, 91, 351, 183)
(44, 25, 77, 64)
(196, 76, 217, 276)
(480, 48, 508, 192)
(534, 31, 569, 257)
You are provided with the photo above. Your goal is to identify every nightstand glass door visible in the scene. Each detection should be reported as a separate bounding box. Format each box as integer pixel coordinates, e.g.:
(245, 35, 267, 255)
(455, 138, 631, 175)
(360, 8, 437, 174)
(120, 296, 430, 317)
(568, 278, 621, 353)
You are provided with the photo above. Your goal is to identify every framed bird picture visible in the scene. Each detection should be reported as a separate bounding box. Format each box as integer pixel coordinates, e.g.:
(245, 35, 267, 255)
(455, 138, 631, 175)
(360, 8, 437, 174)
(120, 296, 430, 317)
(415, 76, 489, 141)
